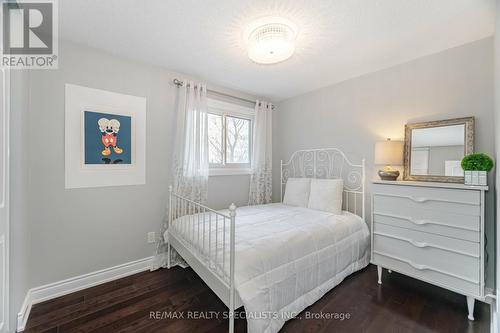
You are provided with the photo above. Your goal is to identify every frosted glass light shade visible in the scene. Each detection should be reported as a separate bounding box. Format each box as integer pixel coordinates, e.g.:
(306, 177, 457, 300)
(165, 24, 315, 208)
(246, 17, 297, 64)
(374, 139, 404, 165)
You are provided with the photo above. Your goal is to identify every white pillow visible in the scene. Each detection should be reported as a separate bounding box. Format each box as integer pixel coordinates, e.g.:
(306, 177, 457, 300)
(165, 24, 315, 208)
(308, 178, 344, 214)
(283, 178, 311, 207)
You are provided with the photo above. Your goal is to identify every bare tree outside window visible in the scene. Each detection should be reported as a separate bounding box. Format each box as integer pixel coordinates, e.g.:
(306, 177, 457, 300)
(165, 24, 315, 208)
(207, 113, 251, 166)
(226, 116, 250, 163)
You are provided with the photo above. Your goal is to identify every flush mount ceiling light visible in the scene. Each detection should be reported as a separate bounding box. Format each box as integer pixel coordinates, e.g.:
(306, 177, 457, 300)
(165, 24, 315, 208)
(245, 17, 298, 65)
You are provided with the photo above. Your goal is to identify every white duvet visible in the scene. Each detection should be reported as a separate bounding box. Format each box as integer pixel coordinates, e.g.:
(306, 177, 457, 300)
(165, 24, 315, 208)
(166, 203, 370, 333)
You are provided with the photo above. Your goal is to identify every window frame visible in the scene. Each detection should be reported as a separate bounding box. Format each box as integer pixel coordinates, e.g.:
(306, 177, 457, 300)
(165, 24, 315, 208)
(207, 98, 254, 176)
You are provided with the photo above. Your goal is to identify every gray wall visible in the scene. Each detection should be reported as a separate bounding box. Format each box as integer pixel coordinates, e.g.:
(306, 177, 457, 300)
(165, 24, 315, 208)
(208, 176, 250, 209)
(22, 41, 257, 292)
(274, 38, 496, 288)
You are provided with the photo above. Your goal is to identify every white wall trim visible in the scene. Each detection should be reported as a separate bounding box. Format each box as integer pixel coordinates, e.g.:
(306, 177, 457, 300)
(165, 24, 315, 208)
(207, 98, 255, 116)
(491, 299, 498, 333)
(1, 68, 10, 333)
(209, 168, 252, 177)
(16, 256, 153, 332)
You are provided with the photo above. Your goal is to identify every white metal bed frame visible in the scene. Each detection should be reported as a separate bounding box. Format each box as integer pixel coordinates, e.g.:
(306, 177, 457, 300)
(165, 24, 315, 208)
(167, 148, 365, 333)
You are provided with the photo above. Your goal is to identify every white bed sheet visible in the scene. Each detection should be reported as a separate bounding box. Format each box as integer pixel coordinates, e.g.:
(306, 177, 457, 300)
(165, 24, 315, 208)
(166, 203, 370, 333)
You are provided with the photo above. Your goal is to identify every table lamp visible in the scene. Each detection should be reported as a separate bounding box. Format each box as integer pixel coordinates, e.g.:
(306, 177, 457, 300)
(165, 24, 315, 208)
(374, 138, 404, 180)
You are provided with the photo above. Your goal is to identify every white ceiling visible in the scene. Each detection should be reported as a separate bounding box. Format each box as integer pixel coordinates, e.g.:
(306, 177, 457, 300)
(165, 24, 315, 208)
(59, 0, 495, 101)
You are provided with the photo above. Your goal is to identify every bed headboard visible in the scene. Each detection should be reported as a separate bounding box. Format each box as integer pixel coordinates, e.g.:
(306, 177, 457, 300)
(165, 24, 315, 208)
(280, 148, 366, 220)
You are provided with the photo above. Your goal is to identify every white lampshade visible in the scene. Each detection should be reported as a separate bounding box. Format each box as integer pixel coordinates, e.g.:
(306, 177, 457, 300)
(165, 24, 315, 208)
(374, 139, 404, 166)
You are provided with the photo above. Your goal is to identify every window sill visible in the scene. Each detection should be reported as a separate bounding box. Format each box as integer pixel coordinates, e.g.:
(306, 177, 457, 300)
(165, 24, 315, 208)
(209, 168, 253, 177)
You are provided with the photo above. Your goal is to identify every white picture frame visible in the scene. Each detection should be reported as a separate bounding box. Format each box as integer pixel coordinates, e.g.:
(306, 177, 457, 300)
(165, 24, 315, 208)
(65, 84, 146, 188)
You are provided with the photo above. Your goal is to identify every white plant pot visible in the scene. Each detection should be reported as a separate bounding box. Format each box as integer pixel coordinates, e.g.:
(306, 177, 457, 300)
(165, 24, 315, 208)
(478, 171, 487, 186)
(464, 171, 487, 186)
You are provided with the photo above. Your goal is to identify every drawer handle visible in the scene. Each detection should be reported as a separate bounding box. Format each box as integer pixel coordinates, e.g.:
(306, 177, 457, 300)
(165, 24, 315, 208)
(410, 196, 427, 203)
(375, 231, 428, 247)
(408, 239, 426, 248)
(407, 261, 426, 270)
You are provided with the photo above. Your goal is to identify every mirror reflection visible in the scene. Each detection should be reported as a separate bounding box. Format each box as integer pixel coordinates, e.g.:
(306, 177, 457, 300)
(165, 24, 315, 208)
(410, 124, 465, 177)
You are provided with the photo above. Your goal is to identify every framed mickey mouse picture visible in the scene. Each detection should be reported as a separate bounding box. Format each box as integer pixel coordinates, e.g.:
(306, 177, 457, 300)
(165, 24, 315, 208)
(65, 84, 146, 189)
(83, 110, 133, 166)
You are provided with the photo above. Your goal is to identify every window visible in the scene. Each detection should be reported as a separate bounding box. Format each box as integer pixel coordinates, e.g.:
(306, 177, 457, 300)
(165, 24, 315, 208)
(207, 99, 253, 175)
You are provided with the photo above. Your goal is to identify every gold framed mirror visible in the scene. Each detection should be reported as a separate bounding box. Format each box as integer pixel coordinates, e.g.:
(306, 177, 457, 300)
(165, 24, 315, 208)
(403, 117, 474, 183)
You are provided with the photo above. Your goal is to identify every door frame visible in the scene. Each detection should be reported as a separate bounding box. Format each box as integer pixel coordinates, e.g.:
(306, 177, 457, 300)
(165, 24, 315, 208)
(0, 68, 10, 332)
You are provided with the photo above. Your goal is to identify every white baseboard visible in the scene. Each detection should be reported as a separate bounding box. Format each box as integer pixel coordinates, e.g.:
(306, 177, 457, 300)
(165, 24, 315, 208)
(16, 256, 153, 332)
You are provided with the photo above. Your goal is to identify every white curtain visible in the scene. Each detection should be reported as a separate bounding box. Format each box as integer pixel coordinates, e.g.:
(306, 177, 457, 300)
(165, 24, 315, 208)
(248, 100, 273, 205)
(154, 80, 209, 270)
(172, 81, 209, 203)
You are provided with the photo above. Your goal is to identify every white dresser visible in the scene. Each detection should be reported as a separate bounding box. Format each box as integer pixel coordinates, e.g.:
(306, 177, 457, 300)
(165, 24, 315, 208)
(371, 180, 488, 320)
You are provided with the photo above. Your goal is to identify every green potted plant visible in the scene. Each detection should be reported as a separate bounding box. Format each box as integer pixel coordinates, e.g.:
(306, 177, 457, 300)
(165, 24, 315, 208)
(461, 153, 494, 185)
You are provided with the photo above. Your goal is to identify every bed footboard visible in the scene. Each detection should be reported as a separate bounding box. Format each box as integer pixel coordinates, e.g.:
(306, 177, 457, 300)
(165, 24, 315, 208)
(167, 186, 237, 333)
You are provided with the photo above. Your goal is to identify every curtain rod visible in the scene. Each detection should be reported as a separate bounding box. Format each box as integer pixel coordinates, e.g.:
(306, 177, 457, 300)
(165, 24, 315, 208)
(173, 78, 274, 109)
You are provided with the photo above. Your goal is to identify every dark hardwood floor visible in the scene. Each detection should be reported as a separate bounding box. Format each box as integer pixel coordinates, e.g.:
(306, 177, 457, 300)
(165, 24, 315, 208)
(24, 264, 490, 333)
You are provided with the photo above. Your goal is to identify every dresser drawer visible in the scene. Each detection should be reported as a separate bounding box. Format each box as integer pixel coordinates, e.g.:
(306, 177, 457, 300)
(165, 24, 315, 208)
(373, 223, 479, 258)
(372, 184, 481, 205)
(373, 212, 480, 242)
(372, 184, 481, 216)
(373, 233, 480, 283)
(373, 253, 480, 297)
